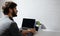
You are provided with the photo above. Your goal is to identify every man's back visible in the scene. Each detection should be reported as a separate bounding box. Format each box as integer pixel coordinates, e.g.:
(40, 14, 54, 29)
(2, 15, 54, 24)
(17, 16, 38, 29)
(0, 15, 21, 36)
(0, 15, 12, 35)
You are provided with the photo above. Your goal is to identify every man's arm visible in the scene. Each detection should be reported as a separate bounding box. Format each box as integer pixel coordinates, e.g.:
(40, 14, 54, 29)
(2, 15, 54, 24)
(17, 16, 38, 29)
(9, 22, 22, 36)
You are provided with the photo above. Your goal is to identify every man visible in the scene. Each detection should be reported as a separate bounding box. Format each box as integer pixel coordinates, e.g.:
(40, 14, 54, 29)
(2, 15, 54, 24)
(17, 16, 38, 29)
(0, 1, 22, 36)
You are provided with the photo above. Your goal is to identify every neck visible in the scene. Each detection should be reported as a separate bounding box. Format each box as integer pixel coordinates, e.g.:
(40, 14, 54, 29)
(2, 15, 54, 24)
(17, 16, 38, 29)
(8, 13, 12, 18)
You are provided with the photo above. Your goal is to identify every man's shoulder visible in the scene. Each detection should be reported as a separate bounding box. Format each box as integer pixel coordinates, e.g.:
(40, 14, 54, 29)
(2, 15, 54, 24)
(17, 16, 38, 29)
(0, 16, 13, 24)
(0, 16, 13, 35)
(0, 16, 14, 29)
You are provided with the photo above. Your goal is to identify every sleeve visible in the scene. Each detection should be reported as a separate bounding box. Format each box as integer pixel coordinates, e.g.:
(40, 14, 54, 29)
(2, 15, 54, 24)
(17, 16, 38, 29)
(9, 22, 22, 36)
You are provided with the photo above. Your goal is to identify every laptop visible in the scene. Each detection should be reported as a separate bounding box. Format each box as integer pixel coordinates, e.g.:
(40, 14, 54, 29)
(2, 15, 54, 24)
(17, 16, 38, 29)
(21, 18, 39, 31)
(22, 18, 36, 30)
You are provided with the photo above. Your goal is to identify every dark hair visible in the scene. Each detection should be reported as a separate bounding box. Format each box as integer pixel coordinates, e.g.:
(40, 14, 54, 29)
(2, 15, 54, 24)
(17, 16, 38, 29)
(2, 1, 17, 15)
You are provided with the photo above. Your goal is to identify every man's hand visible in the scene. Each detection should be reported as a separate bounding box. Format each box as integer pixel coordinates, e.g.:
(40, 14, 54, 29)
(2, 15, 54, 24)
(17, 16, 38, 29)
(22, 28, 36, 36)
(27, 28, 36, 34)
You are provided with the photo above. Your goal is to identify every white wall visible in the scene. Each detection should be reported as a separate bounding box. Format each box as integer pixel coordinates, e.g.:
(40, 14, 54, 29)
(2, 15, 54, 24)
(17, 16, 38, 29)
(12, 0, 60, 32)
(0, 0, 5, 17)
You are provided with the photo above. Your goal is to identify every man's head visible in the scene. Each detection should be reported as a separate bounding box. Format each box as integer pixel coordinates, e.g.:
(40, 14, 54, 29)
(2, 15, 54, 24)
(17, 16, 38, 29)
(2, 1, 18, 17)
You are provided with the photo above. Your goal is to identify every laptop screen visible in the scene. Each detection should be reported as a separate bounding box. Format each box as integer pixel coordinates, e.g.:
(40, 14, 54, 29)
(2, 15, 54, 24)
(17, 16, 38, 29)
(22, 18, 36, 28)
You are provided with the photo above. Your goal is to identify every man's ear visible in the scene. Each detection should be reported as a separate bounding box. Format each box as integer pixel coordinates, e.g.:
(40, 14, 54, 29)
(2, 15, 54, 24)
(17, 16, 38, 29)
(9, 8, 13, 13)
